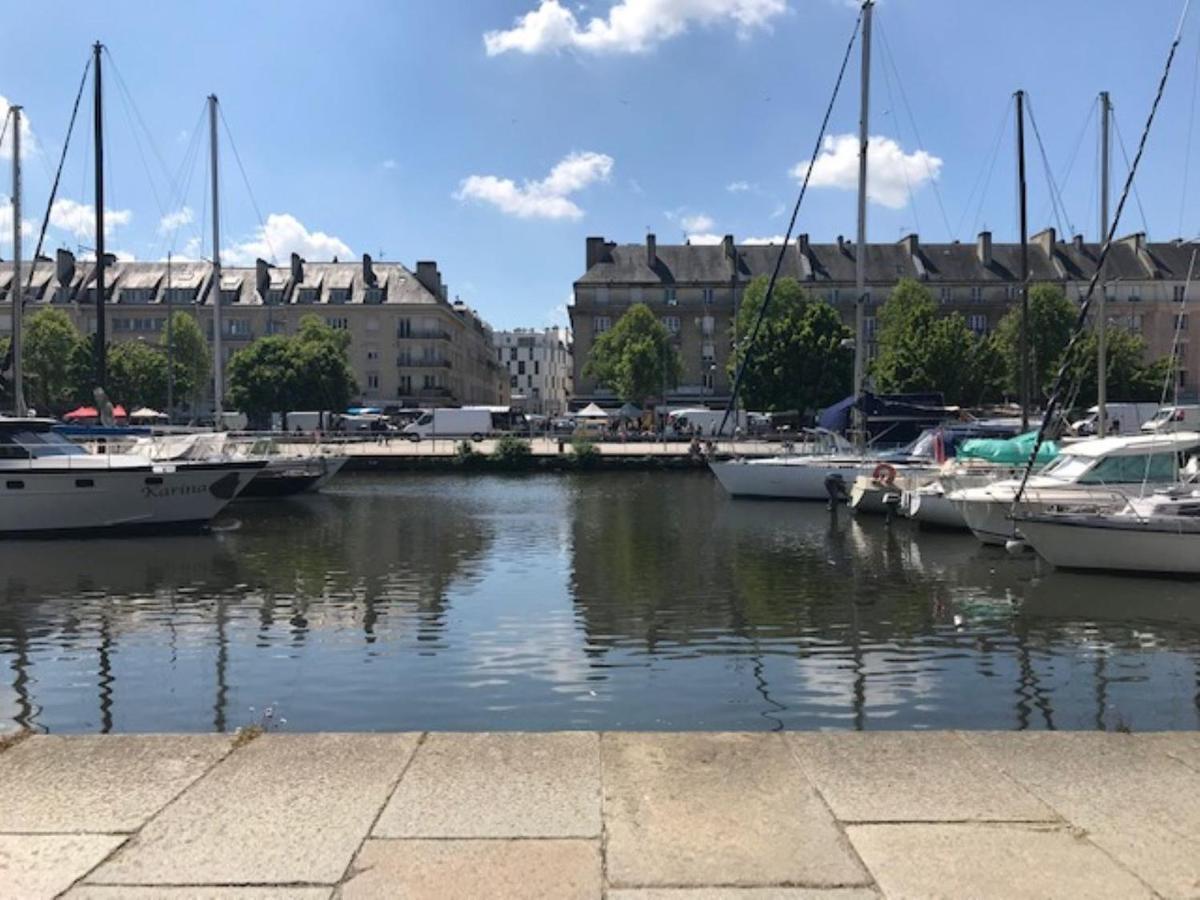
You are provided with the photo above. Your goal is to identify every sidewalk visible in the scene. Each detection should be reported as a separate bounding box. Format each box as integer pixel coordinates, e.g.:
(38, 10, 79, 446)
(0, 730, 1197, 898)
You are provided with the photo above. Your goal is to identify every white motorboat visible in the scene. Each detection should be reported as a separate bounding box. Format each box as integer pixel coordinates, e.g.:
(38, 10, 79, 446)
(0, 418, 265, 536)
(949, 431, 1200, 545)
(709, 430, 872, 501)
(1016, 488, 1200, 575)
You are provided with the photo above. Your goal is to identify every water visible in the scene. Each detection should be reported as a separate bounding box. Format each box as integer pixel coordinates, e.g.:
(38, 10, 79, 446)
(2, 470, 1199, 734)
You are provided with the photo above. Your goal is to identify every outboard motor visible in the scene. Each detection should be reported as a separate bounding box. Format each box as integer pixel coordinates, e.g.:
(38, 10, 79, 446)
(824, 473, 849, 511)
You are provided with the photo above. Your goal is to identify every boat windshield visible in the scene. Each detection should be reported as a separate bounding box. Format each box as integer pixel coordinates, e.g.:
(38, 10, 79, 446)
(1039, 454, 1094, 481)
(0, 429, 90, 458)
(1041, 451, 1177, 484)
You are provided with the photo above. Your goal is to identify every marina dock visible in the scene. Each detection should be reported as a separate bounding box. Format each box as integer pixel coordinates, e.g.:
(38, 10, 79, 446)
(2, 729, 1198, 898)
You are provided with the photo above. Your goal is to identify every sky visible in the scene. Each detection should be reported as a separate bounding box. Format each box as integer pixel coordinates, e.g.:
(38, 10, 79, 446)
(2, 0, 1200, 329)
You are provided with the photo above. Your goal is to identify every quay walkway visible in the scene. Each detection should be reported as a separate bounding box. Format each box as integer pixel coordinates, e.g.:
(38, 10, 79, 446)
(0, 730, 1197, 898)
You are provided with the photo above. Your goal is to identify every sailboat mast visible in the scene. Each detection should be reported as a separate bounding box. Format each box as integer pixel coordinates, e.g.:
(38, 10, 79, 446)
(93, 41, 106, 393)
(1097, 91, 1111, 438)
(1015, 89, 1030, 431)
(853, 0, 873, 444)
(208, 94, 223, 428)
(10, 104, 27, 417)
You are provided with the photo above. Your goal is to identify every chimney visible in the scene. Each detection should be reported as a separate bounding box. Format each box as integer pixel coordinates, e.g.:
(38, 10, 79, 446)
(103, 252, 118, 267)
(797, 233, 810, 256)
(976, 231, 993, 266)
(415, 261, 442, 298)
(56, 248, 76, 286)
(646, 233, 657, 268)
(1072, 234, 1085, 252)
(837, 235, 847, 255)
(900, 233, 919, 258)
(586, 236, 610, 270)
(290, 252, 304, 283)
(255, 258, 271, 300)
(1032, 227, 1057, 258)
(362, 252, 376, 285)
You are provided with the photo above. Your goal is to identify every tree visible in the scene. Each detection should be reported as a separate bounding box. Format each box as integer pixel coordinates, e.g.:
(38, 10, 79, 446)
(0, 335, 11, 410)
(22, 309, 86, 414)
(730, 275, 852, 413)
(161, 311, 211, 414)
(228, 336, 303, 425)
(108, 339, 169, 410)
(993, 283, 1076, 401)
(871, 279, 999, 406)
(292, 315, 356, 412)
(1069, 328, 1172, 405)
(583, 303, 681, 406)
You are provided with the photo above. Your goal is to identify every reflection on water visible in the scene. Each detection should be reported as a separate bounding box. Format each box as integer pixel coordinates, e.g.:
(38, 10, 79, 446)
(1, 471, 1198, 733)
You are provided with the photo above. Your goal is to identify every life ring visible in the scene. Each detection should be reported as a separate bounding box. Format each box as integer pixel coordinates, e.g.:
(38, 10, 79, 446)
(872, 462, 897, 486)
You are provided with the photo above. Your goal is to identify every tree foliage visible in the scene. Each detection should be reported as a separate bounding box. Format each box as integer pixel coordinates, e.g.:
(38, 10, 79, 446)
(161, 311, 211, 413)
(731, 276, 853, 413)
(583, 303, 682, 405)
(0, 335, 11, 409)
(108, 339, 170, 410)
(992, 283, 1076, 401)
(1069, 328, 1172, 405)
(23, 309, 86, 414)
(871, 279, 1000, 406)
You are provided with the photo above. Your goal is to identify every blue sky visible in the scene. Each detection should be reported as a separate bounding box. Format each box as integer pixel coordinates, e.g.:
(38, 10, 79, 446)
(2, 1, 1198, 328)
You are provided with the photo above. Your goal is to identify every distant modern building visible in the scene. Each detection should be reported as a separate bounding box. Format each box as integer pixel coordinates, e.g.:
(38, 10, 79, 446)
(571, 230, 1200, 407)
(493, 327, 573, 416)
(0, 249, 510, 410)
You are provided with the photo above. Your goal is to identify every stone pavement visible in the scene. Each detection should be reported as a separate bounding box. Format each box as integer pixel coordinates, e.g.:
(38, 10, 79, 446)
(0, 731, 1197, 898)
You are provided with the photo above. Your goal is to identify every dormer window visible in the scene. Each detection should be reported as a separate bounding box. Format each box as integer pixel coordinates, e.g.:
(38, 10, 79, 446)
(327, 288, 351, 305)
(296, 288, 319, 304)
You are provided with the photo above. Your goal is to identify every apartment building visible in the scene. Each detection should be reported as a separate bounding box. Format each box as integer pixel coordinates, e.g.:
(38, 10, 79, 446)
(0, 250, 510, 409)
(571, 230, 1200, 407)
(493, 327, 573, 416)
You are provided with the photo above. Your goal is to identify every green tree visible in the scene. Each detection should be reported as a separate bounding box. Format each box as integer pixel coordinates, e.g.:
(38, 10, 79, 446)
(993, 283, 1076, 401)
(583, 303, 681, 406)
(22, 309, 86, 414)
(1069, 328, 1172, 405)
(871, 279, 999, 406)
(108, 339, 169, 409)
(292, 314, 357, 412)
(730, 275, 853, 413)
(0, 335, 11, 410)
(228, 336, 303, 425)
(161, 311, 211, 414)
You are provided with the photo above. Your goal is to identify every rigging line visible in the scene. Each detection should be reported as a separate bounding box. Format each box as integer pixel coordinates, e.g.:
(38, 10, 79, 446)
(217, 104, 278, 265)
(955, 97, 1011, 238)
(1053, 102, 1095, 207)
(1014, 0, 1193, 506)
(0, 108, 9, 160)
(971, 95, 1013, 238)
(165, 107, 207, 257)
(1024, 93, 1074, 237)
(108, 62, 169, 229)
(1112, 111, 1152, 239)
(876, 18, 954, 240)
(1180, 34, 1200, 236)
(103, 48, 181, 212)
(718, 4, 864, 437)
(23, 57, 90, 300)
(875, 31, 920, 233)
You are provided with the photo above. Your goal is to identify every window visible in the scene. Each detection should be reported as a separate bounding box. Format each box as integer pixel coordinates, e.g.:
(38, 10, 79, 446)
(662, 316, 680, 333)
(266, 289, 286, 305)
(1128, 313, 1143, 332)
(940, 287, 954, 302)
(119, 288, 155, 304)
(1127, 290, 1142, 302)
(1174, 285, 1187, 302)
(325, 316, 349, 330)
(968, 314, 988, 335)
(1077, 453, 1176, 484)
(364, 287, 385, 305)
(398, 375, 412, 394)
(366, 373, 379, 390)
(267, 320, 286, 335)
(1006, 285, 1020, 300)
(327, 288, 350, 305)
(830, 289, 840, 304)
(510, 375, 518, 388)
(970, 286, 983, 302)
(665, 287, 678, 306)
(220, 289, 239, 306)
(701, 315, 714, 335)
(226, 318, 251, 337)
(422, 374, 438, 389)
(296, 288, 319, 304)
(518, 361, 526, 375)
(864, 317, 877, 340)
(510, 347, 518, 361)
(703, 288, 715, 305)
(527, 375, 533, 388)
(534, 361, 540, 375)
(397, 318, 412, 338)
(1176, 314, 1190, 332)
(366, 348, 380, 361)
(594, 316, 611, 334)
(702, 341, 716, 363)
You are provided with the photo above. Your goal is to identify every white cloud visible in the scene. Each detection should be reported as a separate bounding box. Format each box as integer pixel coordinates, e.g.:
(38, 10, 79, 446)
(456, 151, 613, 221)
(382, 158, 398, 170)
(49, 198, 133, 241)
(548, 300, 571, 327)
(743, 235, 787, 245)
(680, 212, 714, 232)
(223, 212, 353, 265)
(78, 248, 136, 262)
(0, 195, 34, 244)
(726, 180, 753, 193)
(791, 133, 943, 210)
(484, 0, 786, 55)
(157, 206, 194, 235)
(686, 233, 723, 245)
(0, 96, 37, 161)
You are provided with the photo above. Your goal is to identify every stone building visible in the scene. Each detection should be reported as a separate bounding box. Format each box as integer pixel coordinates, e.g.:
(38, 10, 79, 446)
(571, 230, 1200, 408)
(0, 250, 510, 410)
(493, 327, 573, 416)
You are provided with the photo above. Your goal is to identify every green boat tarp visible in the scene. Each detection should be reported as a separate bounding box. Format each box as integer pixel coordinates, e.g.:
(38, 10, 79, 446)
(957, 431, 1059, 466)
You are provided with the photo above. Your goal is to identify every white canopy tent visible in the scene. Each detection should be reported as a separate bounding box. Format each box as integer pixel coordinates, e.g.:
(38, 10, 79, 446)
(575, 402, 611, 419)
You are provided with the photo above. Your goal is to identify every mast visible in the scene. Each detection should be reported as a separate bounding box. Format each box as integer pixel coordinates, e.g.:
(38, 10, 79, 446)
(852, 0, 873, 445)
(93, 41, 106, 393)
(1097, 91, 1111, 437)
(166, 251, 174, 418)
(1015, 89, 1030, 431)
(10, 104, 27, 416)
(208, 95, 223, 428)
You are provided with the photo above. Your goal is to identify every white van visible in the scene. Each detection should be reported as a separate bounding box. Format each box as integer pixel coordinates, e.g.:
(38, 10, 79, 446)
(1071, 403, 1159, 435)
(668, 408, 747, 437)
(402, 407, 495, 441)
(1142, 405, 1200, 434)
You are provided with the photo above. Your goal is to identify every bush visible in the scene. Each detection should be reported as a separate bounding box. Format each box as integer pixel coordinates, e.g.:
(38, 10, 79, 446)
(569, 439, 600, 468)
(492, 435, 533, 468)
(454, 440, 482, 467)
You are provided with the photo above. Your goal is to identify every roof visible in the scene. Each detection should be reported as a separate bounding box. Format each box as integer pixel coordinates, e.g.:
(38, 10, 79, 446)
(1064, 431, 1200, 457)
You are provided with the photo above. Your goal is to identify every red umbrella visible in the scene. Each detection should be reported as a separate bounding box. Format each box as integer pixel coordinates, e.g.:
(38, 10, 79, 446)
(63, 406, 99, 420)
(112, 405, 128, 419)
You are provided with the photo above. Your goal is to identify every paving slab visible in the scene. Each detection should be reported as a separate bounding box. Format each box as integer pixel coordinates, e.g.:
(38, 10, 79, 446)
(601, 733, 869, 889)
(1137, 731, 1200, 773)
(787, 732, 1053, 822)
(340, 838, 601, 899)
(89, 733, 419, 886)
(66, 889, 332, 899)
(374, 731, 600, 838)
(963, 731, 1200, 898)
(608, 890, 879, 899)
(0, 833, 125, 900)
(848, 823, 1154, 899)
(0, 734, 230, 833)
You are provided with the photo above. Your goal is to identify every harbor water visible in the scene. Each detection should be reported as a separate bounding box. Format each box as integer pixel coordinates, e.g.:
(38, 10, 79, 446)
(2, 471, 1199, 734)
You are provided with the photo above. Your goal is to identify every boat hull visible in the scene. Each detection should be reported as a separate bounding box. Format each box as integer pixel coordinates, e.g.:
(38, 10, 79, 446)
(710, 458, 869, 501)
(904, 490, 969, 530)
(1017, 515, 1200, 574)
(238, 456, 347, 498)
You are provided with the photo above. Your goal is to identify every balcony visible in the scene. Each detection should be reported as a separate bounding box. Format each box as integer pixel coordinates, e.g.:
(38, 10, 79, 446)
(397, 329, 452, 341)
(397, 358, 452, 369)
